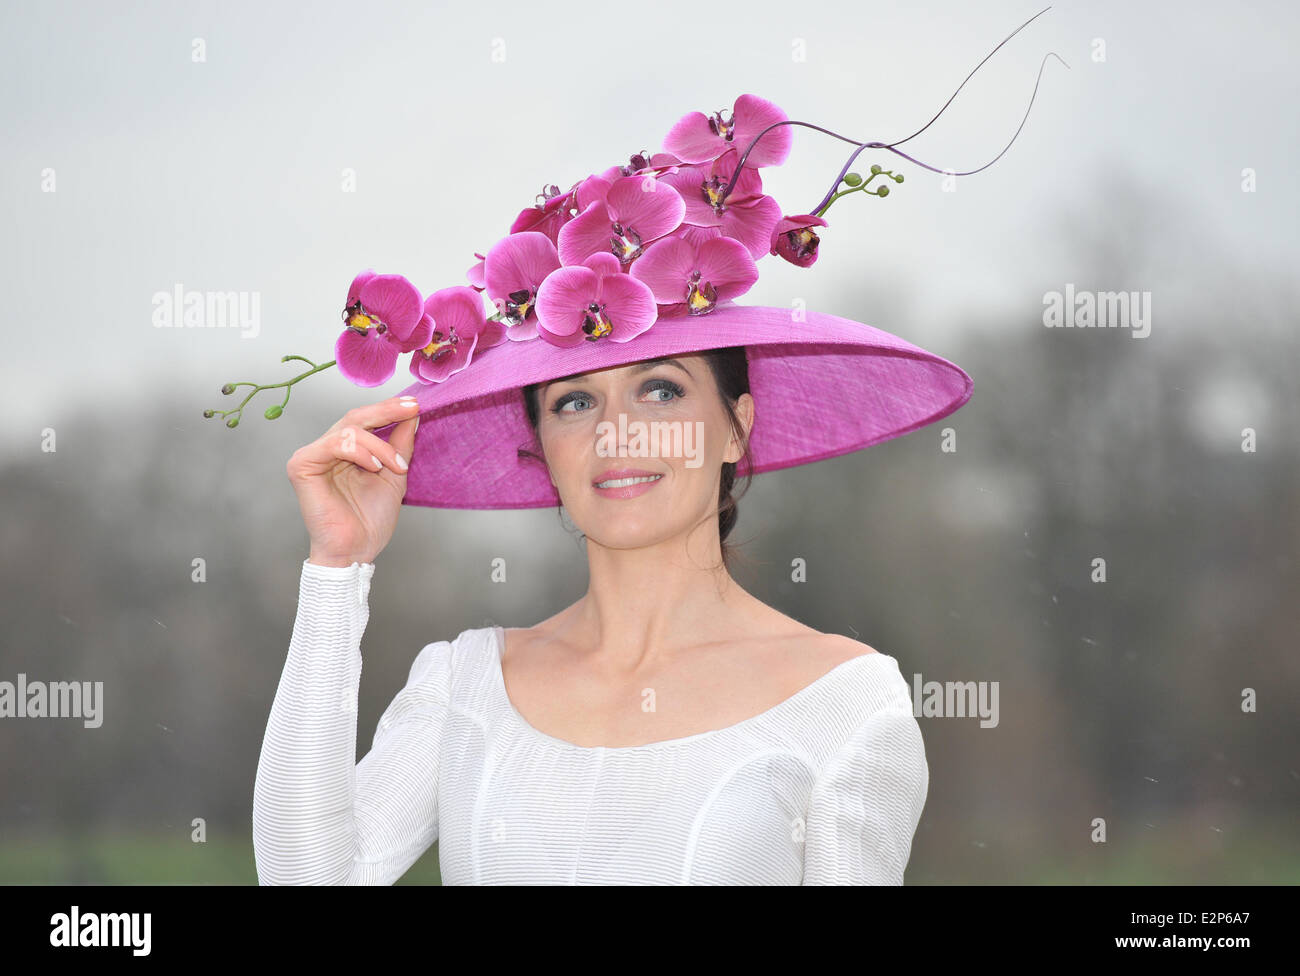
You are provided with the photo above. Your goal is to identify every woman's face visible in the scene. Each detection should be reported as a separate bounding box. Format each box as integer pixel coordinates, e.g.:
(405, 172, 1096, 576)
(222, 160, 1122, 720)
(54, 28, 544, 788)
(535, 351, 754, 551)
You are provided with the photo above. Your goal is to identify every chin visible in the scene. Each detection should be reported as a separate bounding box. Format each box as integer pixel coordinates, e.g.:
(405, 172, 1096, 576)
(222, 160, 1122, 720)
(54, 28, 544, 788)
(581, 513, 672, 548)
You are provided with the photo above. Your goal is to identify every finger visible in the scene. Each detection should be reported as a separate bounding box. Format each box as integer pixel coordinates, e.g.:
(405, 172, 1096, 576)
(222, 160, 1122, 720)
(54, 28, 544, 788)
(325, 394, 421, 436)
(341, 424, 412, 476)
(292, 423, 394, 477)
(385, 413, 419, 473)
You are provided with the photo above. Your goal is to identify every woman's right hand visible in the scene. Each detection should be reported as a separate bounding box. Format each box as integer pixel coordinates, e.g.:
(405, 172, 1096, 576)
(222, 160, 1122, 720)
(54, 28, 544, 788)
(286, 395, 422, 567)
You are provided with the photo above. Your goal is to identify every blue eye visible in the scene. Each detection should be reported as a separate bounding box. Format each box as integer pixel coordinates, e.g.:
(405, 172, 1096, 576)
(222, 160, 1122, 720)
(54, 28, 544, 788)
(549, 378, 685, 415)
(642, 378, 685, 402)
(552, 392, 593, 414)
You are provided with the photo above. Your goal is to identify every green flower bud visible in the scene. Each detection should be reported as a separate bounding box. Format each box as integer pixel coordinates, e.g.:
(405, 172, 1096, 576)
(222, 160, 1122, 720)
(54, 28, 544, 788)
(221, 383, 235, 395)
(264, 405, 283, 420)
(893, 173, 904, 183)
(843, 172, 863, 187)
(226, 417, 239, 428)
(869, 163, 882, 175)
(203, 408, 215, 419)
(876, 185, 890, 197)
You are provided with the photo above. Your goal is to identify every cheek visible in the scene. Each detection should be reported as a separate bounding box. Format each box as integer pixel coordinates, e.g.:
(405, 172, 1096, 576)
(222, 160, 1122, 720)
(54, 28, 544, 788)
(539, 422, 592, 481)
(654, 411, 729, 486)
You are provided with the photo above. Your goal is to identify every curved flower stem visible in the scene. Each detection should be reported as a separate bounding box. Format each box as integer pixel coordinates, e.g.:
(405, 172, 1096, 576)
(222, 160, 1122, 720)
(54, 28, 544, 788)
(715, 6, 1065, 214)
(206, 356, 337, 427)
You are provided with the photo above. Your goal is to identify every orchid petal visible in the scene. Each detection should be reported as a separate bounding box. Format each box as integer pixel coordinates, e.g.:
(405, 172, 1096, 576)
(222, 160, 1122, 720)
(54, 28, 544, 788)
(574, 175, 613, 212)
(466, 255, 486, 289)
(413, 333, 478, 383)
(732, 93, 792, 168)
(720, 193, 784, 259)
(628, 236, 696, 304)
(477, 318, 508, 349)
(484, 231, 560, 301)
(696, 235, 759, 300)
(394, 311, 435, 353)
(534, 265, 598, 339)
(346, 269, 377, 307)
(424, 285, 489, 340)
(335, 328, 399, 387)
(557, 199, 616, 266)
(597, 273, 658, 341)
(606, 176, 686, 242)
(663, 110, 723, 165)
(358, 274, 423, 335)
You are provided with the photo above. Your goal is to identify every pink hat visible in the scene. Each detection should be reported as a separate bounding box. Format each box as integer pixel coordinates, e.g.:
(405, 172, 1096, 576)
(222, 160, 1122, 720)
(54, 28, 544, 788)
(207, 11, 1060, 512)
(376, 297, 971, 510)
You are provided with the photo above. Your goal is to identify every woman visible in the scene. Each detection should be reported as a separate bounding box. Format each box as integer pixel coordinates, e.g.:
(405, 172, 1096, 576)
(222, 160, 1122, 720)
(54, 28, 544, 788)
(242, 62, 1049, 880)
(252, 337, 942, 884)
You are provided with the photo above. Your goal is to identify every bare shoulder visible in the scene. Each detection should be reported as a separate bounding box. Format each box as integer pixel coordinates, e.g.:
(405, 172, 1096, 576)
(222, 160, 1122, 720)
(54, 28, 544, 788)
(748, 598, 880, 668)
(812, 631, 881, 666)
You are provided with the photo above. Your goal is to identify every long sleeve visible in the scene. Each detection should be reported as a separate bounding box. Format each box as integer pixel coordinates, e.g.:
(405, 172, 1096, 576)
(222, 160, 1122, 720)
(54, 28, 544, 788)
(252, 558, 453, 885)
(800, 702, 929, 885)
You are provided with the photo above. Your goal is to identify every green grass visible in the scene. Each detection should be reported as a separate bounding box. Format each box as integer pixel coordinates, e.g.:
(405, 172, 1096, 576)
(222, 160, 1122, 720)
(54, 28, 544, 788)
(2, 818, 1296, 884)
(0, 834, 443, 884)
(908, 813, 1300, 884)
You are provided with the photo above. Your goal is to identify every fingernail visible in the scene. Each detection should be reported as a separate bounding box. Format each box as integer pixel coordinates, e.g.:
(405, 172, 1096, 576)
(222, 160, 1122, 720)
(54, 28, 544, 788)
(395, 453, 408, 471)
(370, 454, 381, 469)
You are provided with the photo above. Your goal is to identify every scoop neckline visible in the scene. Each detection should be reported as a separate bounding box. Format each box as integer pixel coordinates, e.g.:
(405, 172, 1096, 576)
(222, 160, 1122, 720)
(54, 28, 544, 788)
(490, 624, 883, 754)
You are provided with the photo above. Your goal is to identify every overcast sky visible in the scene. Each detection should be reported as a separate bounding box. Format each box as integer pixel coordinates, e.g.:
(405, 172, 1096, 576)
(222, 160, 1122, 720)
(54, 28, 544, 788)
(3, 0, 1296, 457)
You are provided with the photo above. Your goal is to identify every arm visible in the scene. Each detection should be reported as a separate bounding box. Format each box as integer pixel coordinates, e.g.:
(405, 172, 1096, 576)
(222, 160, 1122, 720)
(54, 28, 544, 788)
(252, 558, 451, 885)
(801, 704, 929, 885)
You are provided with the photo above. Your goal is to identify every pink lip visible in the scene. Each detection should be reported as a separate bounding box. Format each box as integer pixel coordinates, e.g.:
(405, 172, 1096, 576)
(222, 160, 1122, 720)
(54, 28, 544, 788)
(592, 468, 664, 500)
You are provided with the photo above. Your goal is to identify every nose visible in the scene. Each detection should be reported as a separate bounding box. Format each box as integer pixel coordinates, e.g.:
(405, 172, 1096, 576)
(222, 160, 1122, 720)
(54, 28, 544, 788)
(592, 395, 629, 459)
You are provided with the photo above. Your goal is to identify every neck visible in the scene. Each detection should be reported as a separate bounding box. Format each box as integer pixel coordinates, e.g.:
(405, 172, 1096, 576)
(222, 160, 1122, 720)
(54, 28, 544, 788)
(561, 518, 750, 672)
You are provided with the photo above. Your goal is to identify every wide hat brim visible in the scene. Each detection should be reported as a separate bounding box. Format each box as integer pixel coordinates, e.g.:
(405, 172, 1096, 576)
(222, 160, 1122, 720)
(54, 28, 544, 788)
(375, 302, 972, 510)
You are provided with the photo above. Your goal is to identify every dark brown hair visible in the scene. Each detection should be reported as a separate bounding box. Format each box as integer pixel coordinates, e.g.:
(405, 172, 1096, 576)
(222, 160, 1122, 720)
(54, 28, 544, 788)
(518, 347, 753, 571)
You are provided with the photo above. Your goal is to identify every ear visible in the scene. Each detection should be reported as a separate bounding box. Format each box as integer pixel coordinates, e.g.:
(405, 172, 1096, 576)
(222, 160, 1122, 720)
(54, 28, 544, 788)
(724, 392, 755, 464)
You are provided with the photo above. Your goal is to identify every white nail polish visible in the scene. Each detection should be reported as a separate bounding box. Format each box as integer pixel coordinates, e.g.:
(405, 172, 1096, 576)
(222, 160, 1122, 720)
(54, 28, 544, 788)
(395, 453, 408, 471)
(370, 454, 381, 469)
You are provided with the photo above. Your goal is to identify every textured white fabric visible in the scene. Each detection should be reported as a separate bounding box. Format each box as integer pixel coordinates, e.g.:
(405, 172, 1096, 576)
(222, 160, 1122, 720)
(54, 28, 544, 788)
(252, 558, 929, 885)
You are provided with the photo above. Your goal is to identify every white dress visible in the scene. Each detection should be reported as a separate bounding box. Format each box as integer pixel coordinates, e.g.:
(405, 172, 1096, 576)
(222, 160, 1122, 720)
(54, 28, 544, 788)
(252, 559, 929, 885)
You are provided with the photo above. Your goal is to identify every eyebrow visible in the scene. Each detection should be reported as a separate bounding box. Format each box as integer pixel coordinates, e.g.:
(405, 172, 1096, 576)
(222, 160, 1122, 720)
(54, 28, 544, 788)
(541, 357, 692, 391)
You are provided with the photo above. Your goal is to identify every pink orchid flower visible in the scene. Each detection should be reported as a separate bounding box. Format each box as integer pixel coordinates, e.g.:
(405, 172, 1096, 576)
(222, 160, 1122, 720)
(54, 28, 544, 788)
(630, 233, 758, 315)
(598, 151, 683, 182)
(656, 150, 782, 260)
(663, 93, 793, 169)
(770, 213, 829, 267)
(556, 174, 686, 268)
(534, 252, 658, 346)
(483, 231, 561, 342)
(508, 182, 582, 248)
(471, 174, 621, 292)
(336, 271, 434, 387)
(466, 252, 487, 290)
(409, 286, 507, 383)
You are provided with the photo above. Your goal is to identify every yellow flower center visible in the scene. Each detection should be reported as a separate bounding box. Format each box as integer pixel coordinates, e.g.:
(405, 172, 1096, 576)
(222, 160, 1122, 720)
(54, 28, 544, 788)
(582, 306, 613, 340)
(422, 331, 455, 359)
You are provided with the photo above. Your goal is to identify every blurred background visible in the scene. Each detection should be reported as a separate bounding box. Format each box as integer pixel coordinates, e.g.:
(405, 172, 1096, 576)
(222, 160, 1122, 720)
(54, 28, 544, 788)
(1, 0, 1296, 883)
